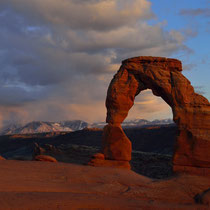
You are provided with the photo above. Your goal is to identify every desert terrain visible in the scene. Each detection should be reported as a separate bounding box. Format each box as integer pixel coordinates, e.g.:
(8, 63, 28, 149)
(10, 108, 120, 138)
(0, 126, 209, 209)
(0, 160, 209, 209)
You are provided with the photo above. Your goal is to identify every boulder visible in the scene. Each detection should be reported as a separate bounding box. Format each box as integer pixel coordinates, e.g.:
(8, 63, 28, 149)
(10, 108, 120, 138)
(0, 156, 5, 160)
(91, 153, 105, 160)
(33, 155, 57, 162)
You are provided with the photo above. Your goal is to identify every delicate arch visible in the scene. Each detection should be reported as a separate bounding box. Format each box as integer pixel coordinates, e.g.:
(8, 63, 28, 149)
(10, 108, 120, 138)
(104, 56, 210, 174)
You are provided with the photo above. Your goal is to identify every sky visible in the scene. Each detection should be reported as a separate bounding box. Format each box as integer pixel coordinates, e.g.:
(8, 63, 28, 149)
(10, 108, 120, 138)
(0, 0, 209, 127)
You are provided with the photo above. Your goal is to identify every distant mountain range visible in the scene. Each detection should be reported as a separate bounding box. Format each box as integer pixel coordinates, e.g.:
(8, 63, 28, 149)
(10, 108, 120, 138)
(0, 120, 88, 135)
(91, 119, 174, 129)
(0, 119, 174, 135)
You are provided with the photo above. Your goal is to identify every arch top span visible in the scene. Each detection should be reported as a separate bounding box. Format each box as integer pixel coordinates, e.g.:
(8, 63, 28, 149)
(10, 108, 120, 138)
(122, 56, 182, 72)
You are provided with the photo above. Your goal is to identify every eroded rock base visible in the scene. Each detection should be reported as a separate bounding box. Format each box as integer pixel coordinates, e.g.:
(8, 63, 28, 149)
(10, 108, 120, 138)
(102, 124, 132, 161)
(88, 124, 132, 169)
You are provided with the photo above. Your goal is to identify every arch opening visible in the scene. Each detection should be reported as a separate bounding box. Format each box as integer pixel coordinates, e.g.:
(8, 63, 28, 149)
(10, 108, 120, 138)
(127, 89, 172, 121)
(124, 89, 177, 178)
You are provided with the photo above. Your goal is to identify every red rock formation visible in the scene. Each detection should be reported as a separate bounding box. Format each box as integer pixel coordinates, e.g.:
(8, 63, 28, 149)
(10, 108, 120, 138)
(92, 56, 210, 173)
(91, 153, 105, 160)
(33, 155, 57, 162)
(102, 124, 132, 161)
(0, 156, 5, 160)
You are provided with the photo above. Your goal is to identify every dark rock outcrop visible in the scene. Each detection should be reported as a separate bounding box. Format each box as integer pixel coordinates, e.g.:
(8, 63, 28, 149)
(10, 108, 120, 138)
(91, 56, 210, 173)
(194, 188, 210, 205)
(33, 143, 61, 158)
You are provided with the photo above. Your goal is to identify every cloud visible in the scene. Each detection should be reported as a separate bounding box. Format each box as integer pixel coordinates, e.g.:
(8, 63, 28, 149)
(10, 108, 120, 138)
(0, 0, 188, 127)
(182, 63, 197, 71)
(194, 86, 206, 95)
(0, 0, 154, 31)
(179, 8, 210, 17)
(127, 90, 172, 120)
(181, 28, 198, 38)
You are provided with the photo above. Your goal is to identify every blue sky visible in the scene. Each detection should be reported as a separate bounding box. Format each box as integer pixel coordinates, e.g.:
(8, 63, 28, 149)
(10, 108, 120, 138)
(150, 0, 210, 99)
(0, 0, 209, 126)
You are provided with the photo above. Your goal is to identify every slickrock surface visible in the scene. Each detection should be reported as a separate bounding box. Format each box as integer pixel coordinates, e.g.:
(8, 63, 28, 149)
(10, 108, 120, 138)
(0, 160, 209, 209)
(99, 56, 210, 174)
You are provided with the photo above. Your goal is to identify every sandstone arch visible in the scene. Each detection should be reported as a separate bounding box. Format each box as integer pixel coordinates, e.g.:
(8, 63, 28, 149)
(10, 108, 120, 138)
(90, 56, 210, 175)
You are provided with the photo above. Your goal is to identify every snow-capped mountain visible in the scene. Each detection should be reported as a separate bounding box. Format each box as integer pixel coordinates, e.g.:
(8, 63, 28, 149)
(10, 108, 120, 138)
(90, 119, 174, 129)
(0, 119, 174, 135)
(0, 120, 88, 135)
(122, 119, 151, 128)
(60, 120, 88, 131)
(122, 118, 174, 128)
(0, 123, 23, 135)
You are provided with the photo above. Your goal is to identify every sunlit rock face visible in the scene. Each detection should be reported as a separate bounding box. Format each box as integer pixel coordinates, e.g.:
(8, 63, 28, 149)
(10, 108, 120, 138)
(102, 124, 132, 161)
(102, 56, 210, 174)
(0, 156, 5, 160)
